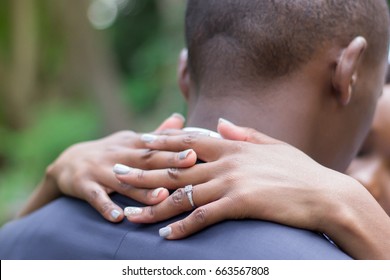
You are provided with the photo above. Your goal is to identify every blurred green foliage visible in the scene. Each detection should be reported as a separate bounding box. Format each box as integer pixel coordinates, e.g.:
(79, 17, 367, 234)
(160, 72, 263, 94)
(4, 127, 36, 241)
(0, 101, 100, 224)
(0, 0, 186, 225)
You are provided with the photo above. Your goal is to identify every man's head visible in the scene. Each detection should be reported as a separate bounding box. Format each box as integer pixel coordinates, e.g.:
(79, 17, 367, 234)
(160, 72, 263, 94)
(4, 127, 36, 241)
(179, 0, 389, 171)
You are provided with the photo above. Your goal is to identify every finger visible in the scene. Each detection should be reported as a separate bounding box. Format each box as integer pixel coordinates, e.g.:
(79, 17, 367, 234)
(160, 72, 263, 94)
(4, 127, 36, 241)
(158, 198, 233, 239)
(113, 162, 217, 190)
(94, 168, 170, 205)
(154, 129, 190, 136)
(155, 113, 185, 132)
(119, 184, 171, 205)
(217, 118, 282, 144)
(80, 181, 124, 223)
(139, 133, 226, 162)
(122, 148, 198, 170)
(124, 180, 222, 224)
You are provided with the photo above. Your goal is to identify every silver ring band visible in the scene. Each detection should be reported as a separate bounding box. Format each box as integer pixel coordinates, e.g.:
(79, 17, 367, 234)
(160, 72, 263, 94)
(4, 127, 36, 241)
(184, 185, 196, 208)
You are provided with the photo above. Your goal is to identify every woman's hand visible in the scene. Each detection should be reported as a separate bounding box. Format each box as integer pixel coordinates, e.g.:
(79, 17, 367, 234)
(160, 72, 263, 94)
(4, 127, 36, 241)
(114, 119, 390, 259)
(115, 119, 337, 234)
(18, 113, 197, 222)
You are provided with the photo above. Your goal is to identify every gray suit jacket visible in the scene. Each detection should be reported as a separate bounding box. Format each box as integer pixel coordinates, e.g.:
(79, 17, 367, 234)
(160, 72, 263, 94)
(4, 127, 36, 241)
(0, 193, 352, 259)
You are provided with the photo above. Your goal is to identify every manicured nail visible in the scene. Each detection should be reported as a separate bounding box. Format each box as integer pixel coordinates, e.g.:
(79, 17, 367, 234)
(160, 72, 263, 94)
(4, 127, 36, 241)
(152, 187, 165, 198)
(209, 131, 222, 139)
(218, 118, 235, 126)
(110, 209, 121, 220)
(113, 164, 132, 175)
(141, 134, 158, 143)
(171, 112, 185, 122)
(159, 226, 172, 238)
(180, 49, 188, 60)
(179, 149, 193, 160)
(124, 207, 143, 216)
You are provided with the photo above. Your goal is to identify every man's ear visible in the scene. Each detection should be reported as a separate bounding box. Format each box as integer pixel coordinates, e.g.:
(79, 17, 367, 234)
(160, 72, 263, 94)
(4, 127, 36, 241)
(177, 48, 190, 101)
(332, 36, 367, 106)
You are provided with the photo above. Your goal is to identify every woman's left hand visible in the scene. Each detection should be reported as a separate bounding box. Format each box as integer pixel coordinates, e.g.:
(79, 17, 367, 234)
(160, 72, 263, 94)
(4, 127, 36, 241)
(114, 120, 347, 239)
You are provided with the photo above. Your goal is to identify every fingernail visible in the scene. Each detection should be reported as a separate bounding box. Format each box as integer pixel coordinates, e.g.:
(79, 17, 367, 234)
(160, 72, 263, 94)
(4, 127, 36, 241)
(180, 49, 188, 60)
(113, 164, 132, 175)
(218, 118, 235, 125)
(159, 226, 172, 238)
(152, 187, 165, 198)
(124, 207, 142, 216)
(209, 131, 222, 139)
(171, 112, 185, 122)
(141, 134, 158, 143)
(179, 149, 193, 160)
(110, 209, 121, 220)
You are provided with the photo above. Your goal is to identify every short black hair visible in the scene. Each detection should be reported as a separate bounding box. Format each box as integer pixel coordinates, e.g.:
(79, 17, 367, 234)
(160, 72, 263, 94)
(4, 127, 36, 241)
(185, 0, 389, 90)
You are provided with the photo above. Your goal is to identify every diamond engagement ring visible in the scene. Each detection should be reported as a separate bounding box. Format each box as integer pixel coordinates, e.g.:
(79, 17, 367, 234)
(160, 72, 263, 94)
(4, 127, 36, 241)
(184, 185, 196, 208)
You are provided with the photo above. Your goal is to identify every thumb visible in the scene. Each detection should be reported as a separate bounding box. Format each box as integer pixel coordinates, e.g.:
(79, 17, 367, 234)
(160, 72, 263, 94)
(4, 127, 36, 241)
(217, 118, 282, 144)
(155, 113, 185, 132)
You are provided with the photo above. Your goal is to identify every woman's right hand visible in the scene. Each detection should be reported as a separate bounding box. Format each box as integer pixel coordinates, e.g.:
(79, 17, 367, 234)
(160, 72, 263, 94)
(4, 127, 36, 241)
(18, 113, 197, 222)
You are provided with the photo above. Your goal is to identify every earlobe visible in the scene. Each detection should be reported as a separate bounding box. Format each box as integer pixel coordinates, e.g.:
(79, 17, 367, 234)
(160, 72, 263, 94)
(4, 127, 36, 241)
(177, 48, 191, 101)
(332, 37, 367, 106)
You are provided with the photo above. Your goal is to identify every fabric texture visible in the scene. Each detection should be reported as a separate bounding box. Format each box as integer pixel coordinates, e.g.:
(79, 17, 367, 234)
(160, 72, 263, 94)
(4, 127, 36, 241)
(0, 193, 352, 260)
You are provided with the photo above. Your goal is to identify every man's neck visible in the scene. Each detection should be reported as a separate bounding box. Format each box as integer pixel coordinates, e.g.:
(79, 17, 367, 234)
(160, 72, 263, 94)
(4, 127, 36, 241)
(184, 71, 341, 170)
(186, 89, 318, 156)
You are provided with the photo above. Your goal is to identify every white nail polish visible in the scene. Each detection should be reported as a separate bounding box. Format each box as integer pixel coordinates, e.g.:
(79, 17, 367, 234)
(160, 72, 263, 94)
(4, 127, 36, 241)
(180, 49, 188, 60)
(113, 164, 132, 175)
(152, 187, 165, 198)
(124, 207, 142, 216)
(141, 134, 158, 143)
(179, 149, 193, 160)
(218, 118, 235, 126)
(159, 226, 172, 238)
(209, 131, 222, 139)
(110, 209, 120, 220)
(171, 112, 185, 122)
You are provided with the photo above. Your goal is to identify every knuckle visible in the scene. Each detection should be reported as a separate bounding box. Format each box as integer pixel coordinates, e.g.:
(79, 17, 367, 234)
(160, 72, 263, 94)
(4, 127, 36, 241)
(183, 134, 197, 146)
(226, 195, 247, 219)
(72, 169, 88, 186)
(218, 157, 240, 173)
(146, 205, 155, 218)
(140, 149, 158, 169)
(100, 202, 112, 214)
(104, 145, 122, 153)
(231, 141, 246, 153)
(167, 168, 181, 181)
(86, 188, 101, 204)
(224, 173, 239, 188)
(137, 169, 145, 181)
(222, 166, 241, 187)
(114, 130, 136, 139)
(109, 130, 137, 145)
(193, 207, 207, 224)
(170, 189, 185, 208)
(177, 220, 187, 235)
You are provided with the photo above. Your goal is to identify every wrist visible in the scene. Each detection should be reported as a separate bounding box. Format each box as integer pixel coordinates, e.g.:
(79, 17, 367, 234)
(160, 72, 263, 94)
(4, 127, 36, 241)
(17, 164, 61, 218)
(318, 172, 390, 259)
